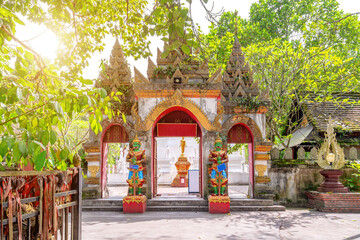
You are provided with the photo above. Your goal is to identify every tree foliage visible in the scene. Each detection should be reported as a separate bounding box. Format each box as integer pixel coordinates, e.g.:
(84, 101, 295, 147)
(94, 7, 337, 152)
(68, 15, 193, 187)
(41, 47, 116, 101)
(0, 0, 208, 170)
(202, 0, 360, 144)
(246, 40, 358, 143)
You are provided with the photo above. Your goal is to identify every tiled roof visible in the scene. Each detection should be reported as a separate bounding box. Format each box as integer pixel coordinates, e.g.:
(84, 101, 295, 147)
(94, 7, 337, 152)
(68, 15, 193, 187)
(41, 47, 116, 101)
(275, 125, 314, 150)
(303, 92, 360, 132)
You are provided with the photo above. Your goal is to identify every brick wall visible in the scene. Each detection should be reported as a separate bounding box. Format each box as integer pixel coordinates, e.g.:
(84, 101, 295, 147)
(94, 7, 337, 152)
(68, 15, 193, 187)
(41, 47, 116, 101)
(307, 191, 360, 212)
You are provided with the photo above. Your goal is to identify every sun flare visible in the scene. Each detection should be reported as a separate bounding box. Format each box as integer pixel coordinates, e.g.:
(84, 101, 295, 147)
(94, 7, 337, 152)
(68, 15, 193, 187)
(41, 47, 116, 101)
(16, 22, 59, 62)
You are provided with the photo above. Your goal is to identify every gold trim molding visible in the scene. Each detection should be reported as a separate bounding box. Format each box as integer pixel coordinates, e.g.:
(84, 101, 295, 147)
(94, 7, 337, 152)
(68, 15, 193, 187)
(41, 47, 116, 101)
(123, 195, 147, 204)
(208, 196, 230, 203)
(255, 176, 271, 184)
(255, 154, 270, 161)
(131, 89, 223, 132)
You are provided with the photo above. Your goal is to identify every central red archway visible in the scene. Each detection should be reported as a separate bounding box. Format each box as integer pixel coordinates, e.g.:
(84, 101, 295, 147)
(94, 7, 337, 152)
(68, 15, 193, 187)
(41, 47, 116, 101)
(151, 106, 203, 197)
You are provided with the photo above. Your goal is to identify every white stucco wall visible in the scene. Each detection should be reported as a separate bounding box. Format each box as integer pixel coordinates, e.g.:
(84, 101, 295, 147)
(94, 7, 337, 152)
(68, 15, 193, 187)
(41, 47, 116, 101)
(244, 113, 266, 140)
(189, 98, 217, 122)
(138, 98, 166, 121)
(138, 97, 218, 122)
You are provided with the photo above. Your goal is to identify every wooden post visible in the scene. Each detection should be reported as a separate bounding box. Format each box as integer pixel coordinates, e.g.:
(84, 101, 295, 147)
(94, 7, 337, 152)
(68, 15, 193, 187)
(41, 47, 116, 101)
(72, 168, 82, 240)
(38, 178, 43, 240)
(65, 208, 68, 240)
(27, 218, 31, 240)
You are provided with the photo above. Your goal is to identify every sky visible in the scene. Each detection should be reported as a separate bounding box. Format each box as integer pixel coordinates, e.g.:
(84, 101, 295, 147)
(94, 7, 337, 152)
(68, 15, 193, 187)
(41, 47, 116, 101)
(15, 0, 360, 80)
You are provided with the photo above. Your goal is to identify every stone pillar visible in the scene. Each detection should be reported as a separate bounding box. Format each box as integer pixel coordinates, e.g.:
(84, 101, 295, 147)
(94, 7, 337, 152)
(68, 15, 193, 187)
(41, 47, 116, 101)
(140, 130, 152, 199)
(83, 144, 102, 199)
(254, 142, 274, 199)
(202, 130, 215, 198)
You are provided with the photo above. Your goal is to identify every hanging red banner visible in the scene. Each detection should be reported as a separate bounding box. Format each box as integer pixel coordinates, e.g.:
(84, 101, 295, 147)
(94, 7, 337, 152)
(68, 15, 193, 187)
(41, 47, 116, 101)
(157, 123, 197, 137)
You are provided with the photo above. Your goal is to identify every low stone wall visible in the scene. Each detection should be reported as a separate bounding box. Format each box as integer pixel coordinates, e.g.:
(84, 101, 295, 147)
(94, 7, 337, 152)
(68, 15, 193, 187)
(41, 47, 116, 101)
(269, 165, 355, 206)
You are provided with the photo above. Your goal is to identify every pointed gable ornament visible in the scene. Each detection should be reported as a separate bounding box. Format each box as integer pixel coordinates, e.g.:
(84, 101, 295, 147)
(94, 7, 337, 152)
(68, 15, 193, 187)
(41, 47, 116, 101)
(169, 68, 187, 84)
(207, 67, 222, 83)
(157, 48, 164, 64)
(172, 56, 182, 68)
(147, 57, 156, 79)
(134, 67, 150, 83)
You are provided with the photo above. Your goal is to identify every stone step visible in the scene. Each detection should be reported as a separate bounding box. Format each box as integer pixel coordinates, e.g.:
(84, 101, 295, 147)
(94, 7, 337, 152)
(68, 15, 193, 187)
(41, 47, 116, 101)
(147, 205, 208, 212)
(230, 205, 286, 211)
(82, 197, 285, 212)
(147, 199, 208, 207)
(256, 194, 275, 199)
(82, 205, 285, 212)
(83, 199, 123, 207)
(83, 205, 123, 212)
(230, 198, 274, 206)
(82, 198, 274, 207)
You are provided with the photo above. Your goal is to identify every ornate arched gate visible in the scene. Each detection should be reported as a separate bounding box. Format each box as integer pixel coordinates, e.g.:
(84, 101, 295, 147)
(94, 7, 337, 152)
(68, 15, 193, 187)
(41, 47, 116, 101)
(151, 107, 203, 197)
(100, 124, 129, 197)
(227, 123, 254, 196)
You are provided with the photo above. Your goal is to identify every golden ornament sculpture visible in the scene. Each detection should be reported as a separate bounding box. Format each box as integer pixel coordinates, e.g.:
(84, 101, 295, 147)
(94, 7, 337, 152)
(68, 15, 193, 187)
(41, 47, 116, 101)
(317, 118, 345, 170)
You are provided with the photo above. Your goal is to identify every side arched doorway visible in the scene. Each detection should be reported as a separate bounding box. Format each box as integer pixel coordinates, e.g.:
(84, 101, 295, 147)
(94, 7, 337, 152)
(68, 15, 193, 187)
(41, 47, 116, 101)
(151, 107, 203, 197)
(100, 124, 129, 197)
(227, 123, 254, 198)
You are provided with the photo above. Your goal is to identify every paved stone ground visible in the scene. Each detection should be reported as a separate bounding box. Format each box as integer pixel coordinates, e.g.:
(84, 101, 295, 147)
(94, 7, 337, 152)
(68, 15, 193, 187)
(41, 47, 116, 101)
(82, 209, 360, 240)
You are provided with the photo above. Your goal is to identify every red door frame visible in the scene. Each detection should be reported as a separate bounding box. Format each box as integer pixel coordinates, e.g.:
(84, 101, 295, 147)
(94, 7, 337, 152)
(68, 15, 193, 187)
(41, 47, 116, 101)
(151, 106, 203, 197)
(227, 123, 255, 197)
(100, 123, 129, 197)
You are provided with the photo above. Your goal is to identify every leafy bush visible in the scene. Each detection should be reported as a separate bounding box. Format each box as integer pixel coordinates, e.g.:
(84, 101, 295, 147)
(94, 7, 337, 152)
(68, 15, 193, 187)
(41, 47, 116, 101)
(343, 161, 360, 192)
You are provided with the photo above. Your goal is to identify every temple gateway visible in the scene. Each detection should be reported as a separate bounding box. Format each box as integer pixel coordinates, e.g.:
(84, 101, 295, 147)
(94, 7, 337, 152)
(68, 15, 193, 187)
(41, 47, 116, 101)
(83, 35, 275, 204)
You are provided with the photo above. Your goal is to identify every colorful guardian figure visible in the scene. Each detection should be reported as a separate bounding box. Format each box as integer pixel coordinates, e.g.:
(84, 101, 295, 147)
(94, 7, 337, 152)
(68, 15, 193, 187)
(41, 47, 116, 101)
(209, 134, 229, 196)
(126, 135, 146, 195)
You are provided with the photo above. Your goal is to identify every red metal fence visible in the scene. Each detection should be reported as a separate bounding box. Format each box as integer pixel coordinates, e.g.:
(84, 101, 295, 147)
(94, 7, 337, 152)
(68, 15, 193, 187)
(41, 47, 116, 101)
(0, 168, 82, 240)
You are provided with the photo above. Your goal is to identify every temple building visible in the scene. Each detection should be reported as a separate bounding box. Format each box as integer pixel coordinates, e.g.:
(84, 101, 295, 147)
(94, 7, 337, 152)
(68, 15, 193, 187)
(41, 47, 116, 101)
(83, 35, 276, 203)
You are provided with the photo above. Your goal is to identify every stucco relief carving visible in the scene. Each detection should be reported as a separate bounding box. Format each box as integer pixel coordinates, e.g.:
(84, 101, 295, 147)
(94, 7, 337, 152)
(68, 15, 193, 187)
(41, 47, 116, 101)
(131, 89, 223, 132)
(88, 166, 100, 178)
(221, 115, 262, 142)
(255, 165, 267, 177)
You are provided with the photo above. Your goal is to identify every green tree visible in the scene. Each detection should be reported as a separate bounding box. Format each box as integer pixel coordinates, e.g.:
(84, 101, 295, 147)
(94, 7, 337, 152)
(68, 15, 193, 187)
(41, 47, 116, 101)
(201, 0, 360, 143)
(245, 40, 358, 144)
(202, 12, 271, 72)
(249, 0, 341, 41)
(202, 0, 360, 73)
(0, 0, 208, 171)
